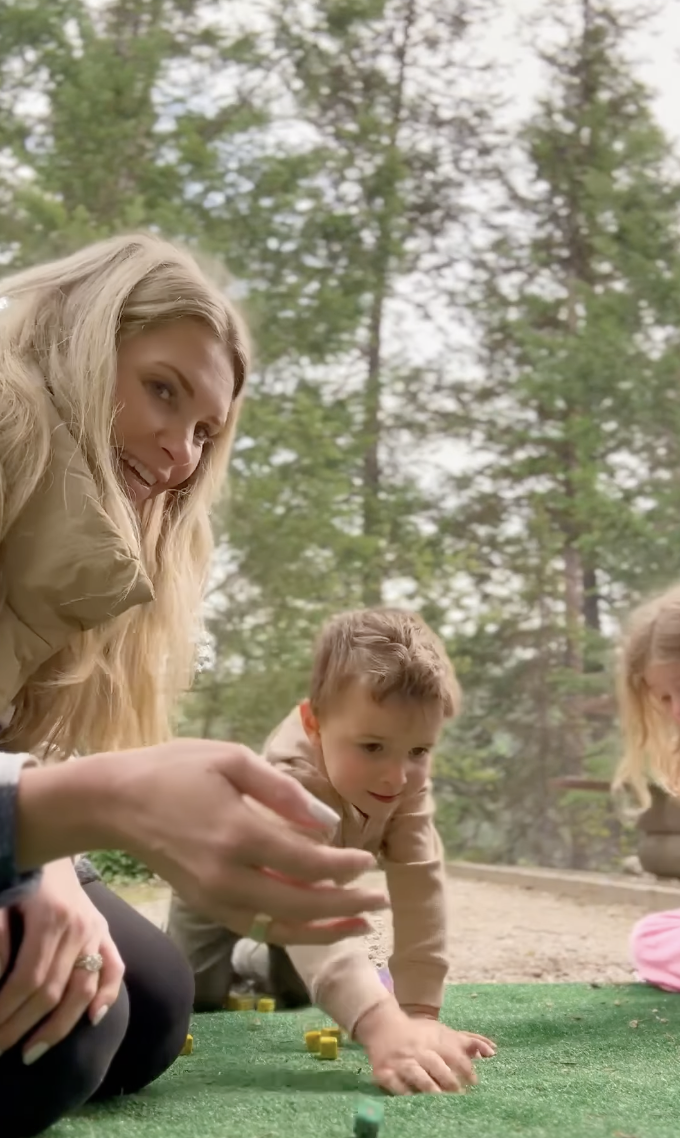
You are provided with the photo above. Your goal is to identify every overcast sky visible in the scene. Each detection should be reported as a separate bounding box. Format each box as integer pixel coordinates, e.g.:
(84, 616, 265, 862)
(488, 0, 680, 140)
(412, 0, 680, 478)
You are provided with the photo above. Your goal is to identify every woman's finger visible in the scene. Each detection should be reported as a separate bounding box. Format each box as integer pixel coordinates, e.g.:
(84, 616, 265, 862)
(211, 860, 386, 929)
(88, 938, 125, 1025)
(0, 918, 62, 1030)
(0, 927, 75, 1054)
(21, 958, 101, 1063)
(237, 800, 381, 889)
(213, 904, 372, 946)
(224, 750, 342, 834)
(213, 820, 389, 921)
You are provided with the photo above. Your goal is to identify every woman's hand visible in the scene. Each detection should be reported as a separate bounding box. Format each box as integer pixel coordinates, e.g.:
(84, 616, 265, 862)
(119, 741, 390, 945)
(354, 1002, 495, 1095)
(17, 741, 390, 947)
(0, 860, 124, 1064)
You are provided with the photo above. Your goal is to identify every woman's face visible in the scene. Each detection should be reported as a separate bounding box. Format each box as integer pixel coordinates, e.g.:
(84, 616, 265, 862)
(112, 318, 234, 509)
(645, 661, 680, 727)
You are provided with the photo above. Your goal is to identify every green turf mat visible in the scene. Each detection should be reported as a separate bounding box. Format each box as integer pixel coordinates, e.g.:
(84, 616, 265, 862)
(53, 983, 680, 1138)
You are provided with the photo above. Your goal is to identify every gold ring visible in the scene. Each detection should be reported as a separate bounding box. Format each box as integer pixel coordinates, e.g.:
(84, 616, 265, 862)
(248, 913, 273, 943)
(73, 953, 104, 973)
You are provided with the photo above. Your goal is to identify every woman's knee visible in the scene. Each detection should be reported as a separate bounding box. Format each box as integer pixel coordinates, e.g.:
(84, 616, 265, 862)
(0, 985, 129, 1138)
(112, 932, 193, 1094)
(84, 885, 195, 1098)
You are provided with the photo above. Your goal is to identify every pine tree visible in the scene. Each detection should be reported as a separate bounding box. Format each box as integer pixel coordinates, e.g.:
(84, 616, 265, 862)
(0, 0, 261, 260)
(434, 0, 680, 866)
(183, 0, 500, 741)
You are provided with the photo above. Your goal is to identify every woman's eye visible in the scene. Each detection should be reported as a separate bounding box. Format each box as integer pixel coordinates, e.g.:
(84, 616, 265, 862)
(411, 747, 429, 759)
(361, 743, 382, 754)
(195, 424, 211, 443)
(148, 379, 174, 401)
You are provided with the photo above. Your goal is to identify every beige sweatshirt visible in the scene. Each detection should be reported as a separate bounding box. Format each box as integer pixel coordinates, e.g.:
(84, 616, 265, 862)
(263, 706, 449, 1036)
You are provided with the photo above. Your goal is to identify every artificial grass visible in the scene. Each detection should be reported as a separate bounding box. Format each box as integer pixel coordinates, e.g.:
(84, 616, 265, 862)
(54, 983, 680, 1138)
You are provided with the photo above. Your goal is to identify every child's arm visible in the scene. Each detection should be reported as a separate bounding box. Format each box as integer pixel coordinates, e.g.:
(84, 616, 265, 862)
(381, 783, 449, 1018)
(287, 937, 391, 1033)
(288, 938, 495, 1096)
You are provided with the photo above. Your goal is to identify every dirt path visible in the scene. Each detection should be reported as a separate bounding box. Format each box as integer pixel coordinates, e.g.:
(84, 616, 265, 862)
(123, 870, 646, 984)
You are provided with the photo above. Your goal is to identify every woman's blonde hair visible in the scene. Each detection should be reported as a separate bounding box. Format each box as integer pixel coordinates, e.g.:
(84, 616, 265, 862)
(0, 232, 250, 757)
(613, 584, 680, 808)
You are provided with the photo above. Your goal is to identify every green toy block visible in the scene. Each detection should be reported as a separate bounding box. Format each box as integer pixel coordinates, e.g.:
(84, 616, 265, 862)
(354, 1098, 384, 1138)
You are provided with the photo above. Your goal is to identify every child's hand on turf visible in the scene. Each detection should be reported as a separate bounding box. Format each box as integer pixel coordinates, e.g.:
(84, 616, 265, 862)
(405, 1008, 496, 1060)
(354, 1003, 495, 1095)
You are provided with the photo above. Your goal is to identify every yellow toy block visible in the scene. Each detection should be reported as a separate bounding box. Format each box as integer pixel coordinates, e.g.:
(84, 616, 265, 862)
(180, 1034, 193, 1056)
(319, 1035, 339, 1060)
(303, 1015, 326, 1034)
(305, 1029, 322, 1052)
(323, 1026, 343, 1043)
(257, 997, 276, 1013)
(226, 993, 255, 1011)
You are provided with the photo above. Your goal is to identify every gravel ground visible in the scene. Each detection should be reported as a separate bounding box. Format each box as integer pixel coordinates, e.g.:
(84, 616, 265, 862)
(127, 870, 645, 984)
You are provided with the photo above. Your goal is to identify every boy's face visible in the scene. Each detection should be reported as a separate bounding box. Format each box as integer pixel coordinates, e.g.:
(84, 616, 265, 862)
(300, 683, 443, 815)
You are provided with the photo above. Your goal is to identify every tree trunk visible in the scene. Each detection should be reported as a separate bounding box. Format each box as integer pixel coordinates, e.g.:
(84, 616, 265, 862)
(361, 288, 384, 607)
(582, 561, 601, 634)
(359, 0, 416, 607)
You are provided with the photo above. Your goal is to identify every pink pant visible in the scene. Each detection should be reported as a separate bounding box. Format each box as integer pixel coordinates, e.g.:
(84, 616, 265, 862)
(631, 908, 680, 992)
(378, 966, 394, 993)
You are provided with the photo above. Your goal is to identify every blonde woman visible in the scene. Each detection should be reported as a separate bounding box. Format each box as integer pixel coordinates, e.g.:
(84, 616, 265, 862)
(614, 584, 680, 994)
(0, 234, 387, 1136)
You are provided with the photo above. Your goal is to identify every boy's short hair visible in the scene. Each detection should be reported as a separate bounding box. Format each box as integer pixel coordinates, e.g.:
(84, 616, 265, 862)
(309, 607, 461, 718)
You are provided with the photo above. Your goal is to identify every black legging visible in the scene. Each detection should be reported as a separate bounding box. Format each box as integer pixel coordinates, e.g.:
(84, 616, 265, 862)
(0, 881, 194, 1137)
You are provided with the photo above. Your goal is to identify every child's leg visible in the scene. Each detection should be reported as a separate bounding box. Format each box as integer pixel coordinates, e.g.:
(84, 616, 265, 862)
(232, 938, 311, 1010)
(630, 908, 680, 992)
(166, 890, 238, 1010)
(167, 892, 311, 1011)
(638, 833, 680, 878)
(378, 965, 394, 992)
(269, 945, 312, 1009)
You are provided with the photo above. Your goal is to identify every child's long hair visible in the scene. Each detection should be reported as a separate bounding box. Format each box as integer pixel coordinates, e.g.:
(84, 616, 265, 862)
(613, 584, 680, 808)
(0, 233, 250, 757)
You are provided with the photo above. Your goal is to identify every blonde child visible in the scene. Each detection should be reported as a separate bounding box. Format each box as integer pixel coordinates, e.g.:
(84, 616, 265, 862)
(168, 607, 496, 1094)
(615, 583, 680, 990)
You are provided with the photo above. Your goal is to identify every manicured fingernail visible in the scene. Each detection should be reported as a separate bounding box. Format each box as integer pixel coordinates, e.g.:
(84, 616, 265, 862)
(304, 796, 340, 829)
(23, 1042, 50, 1066)
(92, 1005, 110, 1026)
